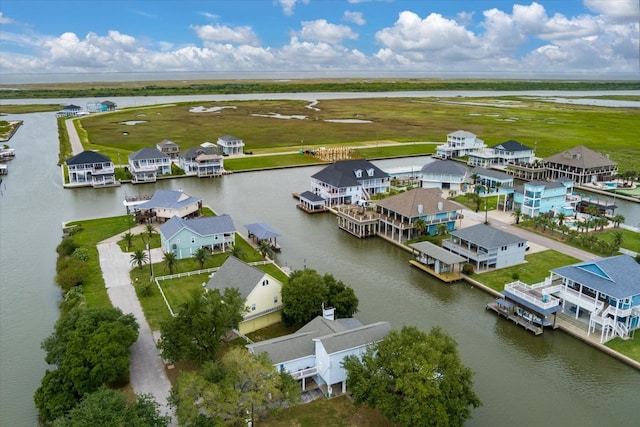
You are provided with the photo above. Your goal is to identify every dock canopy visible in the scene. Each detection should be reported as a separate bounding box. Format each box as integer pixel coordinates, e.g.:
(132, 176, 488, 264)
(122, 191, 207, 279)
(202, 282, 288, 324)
(245, 223, 281, 240)
(409, 241, 465, 265)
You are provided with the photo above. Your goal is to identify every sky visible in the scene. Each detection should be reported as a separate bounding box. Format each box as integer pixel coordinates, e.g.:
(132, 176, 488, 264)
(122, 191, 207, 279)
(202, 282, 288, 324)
(0, 0, 638, 82)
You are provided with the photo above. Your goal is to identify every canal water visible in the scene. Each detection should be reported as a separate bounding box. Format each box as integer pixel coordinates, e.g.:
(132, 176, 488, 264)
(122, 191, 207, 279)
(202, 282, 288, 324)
(1, 110, 639, 426)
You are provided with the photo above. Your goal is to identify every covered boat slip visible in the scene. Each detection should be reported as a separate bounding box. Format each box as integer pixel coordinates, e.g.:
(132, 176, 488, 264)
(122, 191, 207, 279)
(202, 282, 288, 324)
(408, 241, 465, 283)
(245, 222, 282, 252)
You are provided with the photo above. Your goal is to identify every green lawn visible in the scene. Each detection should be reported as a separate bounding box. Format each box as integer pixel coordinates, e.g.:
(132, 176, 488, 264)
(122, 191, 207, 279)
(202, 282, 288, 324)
(607, 338, 640, 362)
(475, 250, 580, 291)
(593, 228, 640, 252)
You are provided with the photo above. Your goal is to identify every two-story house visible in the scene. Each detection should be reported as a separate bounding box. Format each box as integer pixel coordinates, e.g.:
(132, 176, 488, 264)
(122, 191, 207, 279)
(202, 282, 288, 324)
(206, 256, 284, 334)
(132, 189, 202, 223)
(435, 130, 486, 159)
(544, 145, 617, 185)
(467, 140, 534, 168)
(217, 135, 245, 155)
(310, 159, 390, 206)
(442, 223, 527, 271)
(419, 160, 469, 191)
(128, 147, 171, 183)
(156, 139, 180, 160)
(246, 306, 391, 397)
(511, 179, 574, 217)
(470, 167, 514, 192)
(179, 147, 224, 177)
(373, 188, 461, 243)
(65, 150, 117, 188)
(160, 214, 236, 259)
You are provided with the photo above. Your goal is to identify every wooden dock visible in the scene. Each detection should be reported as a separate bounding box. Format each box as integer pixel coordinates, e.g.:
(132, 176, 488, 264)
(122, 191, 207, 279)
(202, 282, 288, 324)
(409, 260, 463, 283)
(486, 301, 544, 335)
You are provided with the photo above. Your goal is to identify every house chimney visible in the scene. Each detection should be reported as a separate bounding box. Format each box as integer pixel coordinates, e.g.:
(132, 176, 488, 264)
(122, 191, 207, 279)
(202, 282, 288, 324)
(322, 303, 335, 321)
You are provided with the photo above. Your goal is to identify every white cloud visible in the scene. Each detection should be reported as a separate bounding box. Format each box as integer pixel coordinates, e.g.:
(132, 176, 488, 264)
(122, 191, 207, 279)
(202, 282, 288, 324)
(198, 11, 219, 20)
(276, 0, 309, 16)
(512, 2, 599, 41)
(584, 0, 640, 24)
(192, 24, 259, 46)
(0, 12, 13, 24)
(344, 11, 366, 26)
(295, 20, 358, 45)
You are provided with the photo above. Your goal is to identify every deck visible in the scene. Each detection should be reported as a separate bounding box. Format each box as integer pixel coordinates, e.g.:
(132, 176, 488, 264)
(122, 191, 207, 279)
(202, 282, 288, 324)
(409, 260, 463, 283)
(486, 301, 544, 335)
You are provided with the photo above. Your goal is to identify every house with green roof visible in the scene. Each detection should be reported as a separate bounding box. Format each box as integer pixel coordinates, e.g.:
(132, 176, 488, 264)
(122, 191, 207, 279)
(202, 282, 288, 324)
(206, 256, 283, 334)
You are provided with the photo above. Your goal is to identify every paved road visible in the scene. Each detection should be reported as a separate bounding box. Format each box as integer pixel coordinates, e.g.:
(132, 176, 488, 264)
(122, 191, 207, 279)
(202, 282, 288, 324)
(97, 233, 175, 424)
(65, 118, 84, 155)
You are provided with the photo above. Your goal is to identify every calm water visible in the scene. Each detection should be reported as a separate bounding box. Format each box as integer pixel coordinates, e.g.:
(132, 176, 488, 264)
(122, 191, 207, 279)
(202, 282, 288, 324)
(1, 110, 639, 426)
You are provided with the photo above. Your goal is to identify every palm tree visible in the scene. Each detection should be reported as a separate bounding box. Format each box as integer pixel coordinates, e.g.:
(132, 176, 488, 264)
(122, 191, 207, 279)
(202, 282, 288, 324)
(611, 231, 624, 248)
(130, 249, 148, 270)
(193, 247, 210, 269)
(229, 243, 245, 260)
(470, 173, 480, 187)
(413, 218, 426, 237)
(556, 212, 566, 227)
(257, 240, 274, 260)
(163, 251, 178, 275)
(597, 217, 609, 231)
(511, 208, 522, 225)
(585, 205, 598, 219)
(145, 223, 156, 239)
(434, 223, 449, 236)
(612, 214, 625, 228)
(122, 232, 134, 251)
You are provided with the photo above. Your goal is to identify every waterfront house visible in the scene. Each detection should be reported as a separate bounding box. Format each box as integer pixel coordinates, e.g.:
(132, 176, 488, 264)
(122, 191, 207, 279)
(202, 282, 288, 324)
(544, 145, 617, 185)
(159, 214, 236, 259)
(179, 147, 224, 178)
(310, 159, 390, 206)
(442, 223, 527, 271)
(65, 150, 117, 188)
(56, 104, 83, 117)
(86, 100, 118, 112)
(132, 189, 202, 223)
(510, 179, 575, 218)
(419, 160, 469, 191)
(373, 188, 461, 243)
(499, 255, 640, 343)
(156, 139, 180, 159)
(217, 135, 245, 155)
(206, 256, 283, 334)
(435, 130, 486, 160)
(469, 167, 514, 192)
(128, 147, 171, 183)
(246, 306, 391, 397)
(467, 140, 534, 168)
(101, 100, 117, 111)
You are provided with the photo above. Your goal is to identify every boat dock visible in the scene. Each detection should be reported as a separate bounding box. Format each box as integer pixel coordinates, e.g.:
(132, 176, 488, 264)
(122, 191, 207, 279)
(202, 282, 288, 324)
(409, 260, 463, 283)
(486, 300, 544, 335)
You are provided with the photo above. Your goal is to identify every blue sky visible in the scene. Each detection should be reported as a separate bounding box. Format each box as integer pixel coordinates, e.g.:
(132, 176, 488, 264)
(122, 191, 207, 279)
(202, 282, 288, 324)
(0, 0, 638, 82)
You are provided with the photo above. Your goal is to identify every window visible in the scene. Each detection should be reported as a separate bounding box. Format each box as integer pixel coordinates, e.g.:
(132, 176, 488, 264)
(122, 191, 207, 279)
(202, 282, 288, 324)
(251, 304, 256, 311)
(274, 296, 278, 303)
(354, 169, 362, 178)
(191, 237, 196, 244)
(262, 279, 269, 286)
(501, 246, 507, 251)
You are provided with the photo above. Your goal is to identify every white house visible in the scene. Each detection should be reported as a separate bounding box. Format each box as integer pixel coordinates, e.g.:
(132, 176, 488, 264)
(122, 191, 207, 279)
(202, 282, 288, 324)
(65, 150, 117, 188)
(419, 159, 469, 191)
(310, 159, 390, 205)
(217, 135, 245, 155)
(206, 256, 284, 334)
(128, 147, 171, 183)
(467, 140, 534, 168)
(246, 307, 391, 397)
(436, 130, 486, 159)
(179, 147, 224, 177)
(442, 223, 527, 271)
(132, 189, 202, 223)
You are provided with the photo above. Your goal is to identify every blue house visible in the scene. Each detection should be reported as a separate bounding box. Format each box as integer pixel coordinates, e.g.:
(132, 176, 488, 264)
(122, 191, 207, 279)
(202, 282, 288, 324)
(159, 214, 236, 259)
(511, 179, 574, 217)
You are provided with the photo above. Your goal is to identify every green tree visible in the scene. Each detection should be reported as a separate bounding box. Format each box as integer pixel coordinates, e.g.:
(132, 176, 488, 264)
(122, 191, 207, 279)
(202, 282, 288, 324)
(511, 208, 522, 225)
(158, 288, 246, 364)
(413, 218, 426, 237)
(281, 268, 329, 326)
(52, 387, 170, 427)
(434, 223, 449, 236)
(612, 214, 625, 228)
(55, 258, 91, 291)
(556, 212, 566, 226)
(324, 273, 359, 319)
(229, 243, 245, 260)
(343, 325, 481, 427)
(170, 348, 300, 426)
(122, 231, 134, 251)
(611, 231, 624, 248)
(130, 249, 149, 270)
(145, 223, 156, 239)
(34, 307, 139, 422)
(162, 251, 178, 275)
(257, 240, 275, 259)
(192, 247, 210, 269)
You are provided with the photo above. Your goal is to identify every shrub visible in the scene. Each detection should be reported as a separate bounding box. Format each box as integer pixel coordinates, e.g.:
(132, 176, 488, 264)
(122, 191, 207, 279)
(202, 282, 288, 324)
(71, 247, 89, 261)
(138, 281, 154, 297)
(56, 258, 91, 291)
(462, 263, 475, 275)
(511, 272, 520, 280)
(57, 237, 78, 257)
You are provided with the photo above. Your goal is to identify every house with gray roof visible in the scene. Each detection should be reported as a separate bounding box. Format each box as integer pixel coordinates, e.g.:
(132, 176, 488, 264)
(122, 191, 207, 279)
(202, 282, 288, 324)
(247, 307, 391, 397)
(128, 147, 171, 183)
(419, 159, 469, 191)
(500, 255, 640, 342)
(217, 135, 244, 155)
(544, 145, 617, 185)
(206, 256, 283, 334)
(133, 189, 202, 223)
(435, 130, 486, 159)
(160, 214, 236, 259)
(65, 150, 117, 188)
(470, 166, 514, 191)
(442, 223, 527, 270)
(156, 139, 180, 159)
(468, 140, 534, 168)
(179, 146, 224, 177)
(310, 159, 390, 206)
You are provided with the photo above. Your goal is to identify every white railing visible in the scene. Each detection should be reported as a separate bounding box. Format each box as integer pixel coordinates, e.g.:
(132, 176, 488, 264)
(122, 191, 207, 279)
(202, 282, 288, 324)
(504, 281, 560, 310)
(615, 322, 628, 338)
(290, 366, 318, 380)
(156, 266, 220, 281)
(557, 287, 603, 313)
(243, 305, 282, 321)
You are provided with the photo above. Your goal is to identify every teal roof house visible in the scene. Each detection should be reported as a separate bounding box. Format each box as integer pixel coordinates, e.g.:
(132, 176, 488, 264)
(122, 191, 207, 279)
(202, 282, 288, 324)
(159, 214, 236, 259)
